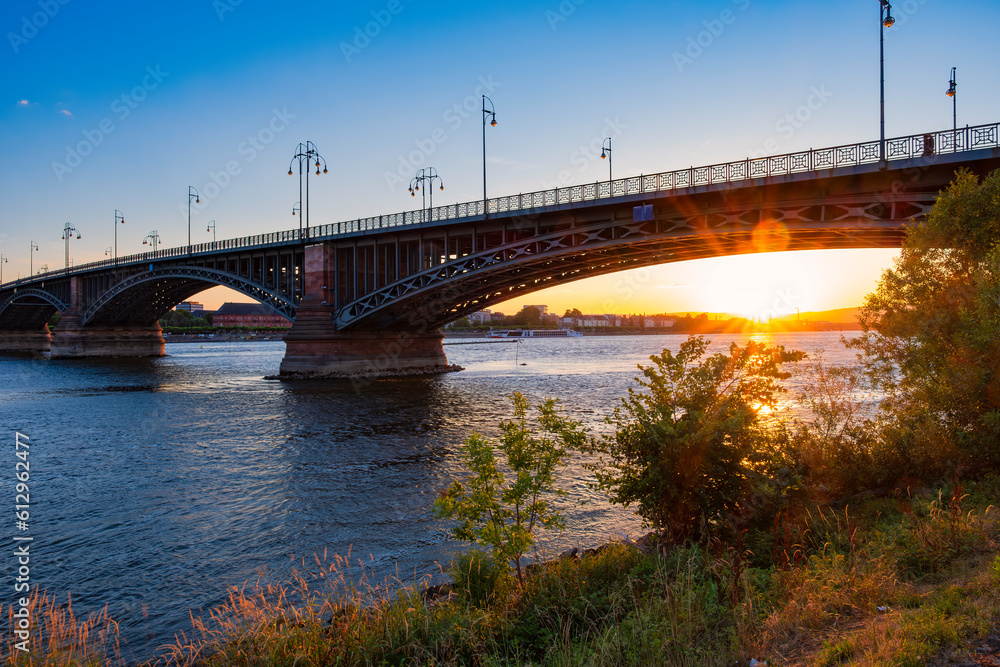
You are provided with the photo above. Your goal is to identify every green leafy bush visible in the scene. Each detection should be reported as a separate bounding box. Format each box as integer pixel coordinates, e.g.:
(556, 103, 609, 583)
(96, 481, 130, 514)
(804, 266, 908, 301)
(584, 335, 804, 544)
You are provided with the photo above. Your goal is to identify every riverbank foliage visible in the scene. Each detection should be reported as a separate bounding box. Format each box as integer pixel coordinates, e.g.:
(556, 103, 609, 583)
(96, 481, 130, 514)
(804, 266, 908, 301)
(145, 481, 996, 666)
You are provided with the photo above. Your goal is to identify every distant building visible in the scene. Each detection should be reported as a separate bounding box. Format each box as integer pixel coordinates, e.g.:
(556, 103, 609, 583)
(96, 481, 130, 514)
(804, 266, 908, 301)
(469, 309, 492, 325)
(175, 301, 204, 314)
(526, 304, 549, 315)
(213, 302, 291, 328)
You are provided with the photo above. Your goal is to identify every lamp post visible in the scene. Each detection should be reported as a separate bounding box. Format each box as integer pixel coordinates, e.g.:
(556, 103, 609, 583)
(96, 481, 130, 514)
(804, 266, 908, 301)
(143, 230, 162, 253)
(29, 241, 38, 276)
(206, 219, 216, 243)
(946, 67, 957, 150)
(288, 142, 327, 241)
(408, 167, 444, 222)
(0, 254, 6, 284)
(105, 246, 113, 257)
(482, 95, 497, 218)
(291, 201, 300, 220)
(187, 187, 200, 252)
(62, 222, 81, 270)
(600, 138, 613, 186)
(879, 0, 895, 169)
(113, 209, 125, 261)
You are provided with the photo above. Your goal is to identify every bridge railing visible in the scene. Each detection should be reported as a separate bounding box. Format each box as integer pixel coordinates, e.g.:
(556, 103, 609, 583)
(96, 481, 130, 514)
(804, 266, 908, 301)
(6, 122, 997, 289)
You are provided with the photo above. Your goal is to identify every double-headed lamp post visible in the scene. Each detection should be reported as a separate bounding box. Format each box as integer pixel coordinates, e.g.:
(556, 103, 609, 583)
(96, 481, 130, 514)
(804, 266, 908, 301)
(288, 142, 327, 241)
(879, 0, 895, 169)
(946, 67, 957, 148)
(206, 220, 216, 243)
(143, 230, 162, 252)
(113, 209, 125, 261)
(29, 241, 38, 276)
(62, 222, 81, 270)
(408, 167, 444, 222)
(187, 187, 200, 252)
(600, 138, 613, 186)
(482, 95, 497, 218)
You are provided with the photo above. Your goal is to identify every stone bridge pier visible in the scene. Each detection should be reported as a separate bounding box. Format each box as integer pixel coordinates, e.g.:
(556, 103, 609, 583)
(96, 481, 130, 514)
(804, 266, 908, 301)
(0, 326, 51, 354)
(50, 277, 165, 358)
(278, 244, 454, 378)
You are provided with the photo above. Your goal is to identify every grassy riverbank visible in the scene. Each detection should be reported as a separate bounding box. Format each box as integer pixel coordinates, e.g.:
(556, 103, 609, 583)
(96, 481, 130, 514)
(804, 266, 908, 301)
(9, 477, 996, 666)
(157, 477, 1000, 666)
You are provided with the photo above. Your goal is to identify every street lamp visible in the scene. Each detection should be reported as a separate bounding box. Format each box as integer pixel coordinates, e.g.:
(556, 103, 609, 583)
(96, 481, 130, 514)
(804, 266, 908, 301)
(187, 187, 200, 252)
(288, 142, 327, 241)
(105, 246, 113, 257)
(61, 222, 81, 270)
(408, 167, 444, 222)
(29, 241, 38, 276)
(113, 209, 125, 261)
(946, 67, 957, 150)
(0, 254, 6, 284)
(879, 0, 895, 169)
(600, 138, 613, 186)
(291, 201, 300, 219)
(206, 219, 216, 243)
(143, 230, 162, 252)
(482, 95, 497, 218)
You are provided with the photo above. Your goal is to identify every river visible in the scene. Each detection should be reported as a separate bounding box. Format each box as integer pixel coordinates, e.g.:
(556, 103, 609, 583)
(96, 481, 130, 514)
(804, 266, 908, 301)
(0, 331, 858, 661)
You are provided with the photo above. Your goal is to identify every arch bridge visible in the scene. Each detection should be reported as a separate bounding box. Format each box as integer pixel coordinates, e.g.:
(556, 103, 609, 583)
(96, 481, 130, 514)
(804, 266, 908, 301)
(2, 123, 998, 375)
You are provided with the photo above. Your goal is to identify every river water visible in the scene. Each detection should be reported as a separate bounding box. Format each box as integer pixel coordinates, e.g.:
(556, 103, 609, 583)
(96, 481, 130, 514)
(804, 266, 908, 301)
(0, 331, 856, 661)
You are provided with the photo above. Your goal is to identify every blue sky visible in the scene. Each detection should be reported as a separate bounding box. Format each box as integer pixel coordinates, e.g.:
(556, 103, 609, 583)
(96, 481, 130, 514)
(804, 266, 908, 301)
(3, 0, 998, 315)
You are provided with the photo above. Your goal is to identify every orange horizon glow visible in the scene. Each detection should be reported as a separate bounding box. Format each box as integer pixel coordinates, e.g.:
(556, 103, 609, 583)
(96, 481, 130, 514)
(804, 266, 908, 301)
(188, 248, 899, 318)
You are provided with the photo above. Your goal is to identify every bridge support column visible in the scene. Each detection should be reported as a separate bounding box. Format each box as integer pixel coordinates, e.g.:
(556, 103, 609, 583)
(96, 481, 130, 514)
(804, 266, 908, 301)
(50, 277, 165, 358)
(279, 295, 458, 378)
(0, 326, 51, 354)
(50, 313, 166, 358)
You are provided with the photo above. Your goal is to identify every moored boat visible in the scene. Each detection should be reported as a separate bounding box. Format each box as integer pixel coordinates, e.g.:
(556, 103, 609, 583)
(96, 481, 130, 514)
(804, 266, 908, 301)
(487, 329, 583, 338)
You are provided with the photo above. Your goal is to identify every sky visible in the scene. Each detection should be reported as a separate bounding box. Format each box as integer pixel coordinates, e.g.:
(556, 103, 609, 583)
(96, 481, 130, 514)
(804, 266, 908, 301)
(3, 0, 998, 319)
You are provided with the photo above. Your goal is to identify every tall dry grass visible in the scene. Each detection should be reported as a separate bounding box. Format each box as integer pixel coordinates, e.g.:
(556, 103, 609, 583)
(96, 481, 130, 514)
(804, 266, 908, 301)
(2, 588, 123, 666)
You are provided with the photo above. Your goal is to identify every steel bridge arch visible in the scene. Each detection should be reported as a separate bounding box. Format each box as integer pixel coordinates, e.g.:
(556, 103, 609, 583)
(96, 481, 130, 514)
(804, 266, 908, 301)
(83, 266, 296, 326)
(334, 193, 930, 330)
(0, 288, 69, 316)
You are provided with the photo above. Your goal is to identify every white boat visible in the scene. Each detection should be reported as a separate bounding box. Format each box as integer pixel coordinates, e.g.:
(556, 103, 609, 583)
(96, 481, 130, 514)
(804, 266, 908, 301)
(487, 329, 583, 338)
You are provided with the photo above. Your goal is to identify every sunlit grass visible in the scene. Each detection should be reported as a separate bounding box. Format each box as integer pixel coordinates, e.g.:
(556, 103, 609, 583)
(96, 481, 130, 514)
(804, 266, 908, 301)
(1, 589, 123, 666)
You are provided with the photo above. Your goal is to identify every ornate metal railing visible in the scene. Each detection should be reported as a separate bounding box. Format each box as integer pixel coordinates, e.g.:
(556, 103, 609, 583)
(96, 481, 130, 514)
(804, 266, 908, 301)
(6, 122, 998, 289)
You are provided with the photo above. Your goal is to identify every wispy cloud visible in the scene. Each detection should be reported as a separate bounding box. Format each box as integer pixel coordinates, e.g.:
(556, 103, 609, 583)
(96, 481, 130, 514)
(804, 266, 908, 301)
(58, 109, 73, 117)
(17, 99, 29, 106)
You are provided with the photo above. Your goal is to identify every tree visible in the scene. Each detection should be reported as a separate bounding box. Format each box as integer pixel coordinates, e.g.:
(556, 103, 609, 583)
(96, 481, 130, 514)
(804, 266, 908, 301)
(563, 308, 583, 319)
(434, 392, 585, 582)
(512, 306, 541, 327)
(848, 168, 1000, 473)
(584, 335, 804, 544)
